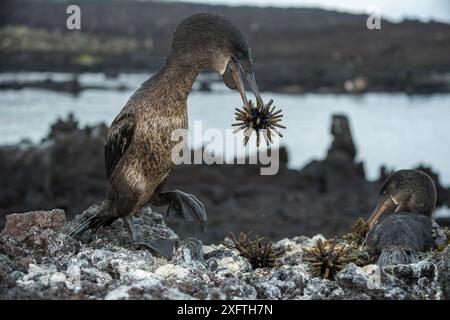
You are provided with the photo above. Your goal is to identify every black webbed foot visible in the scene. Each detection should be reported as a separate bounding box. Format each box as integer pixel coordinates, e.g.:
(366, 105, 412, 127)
(166, 190, 207, 231)
(133, 239, 176, 259)
(124, 216, 176, 259)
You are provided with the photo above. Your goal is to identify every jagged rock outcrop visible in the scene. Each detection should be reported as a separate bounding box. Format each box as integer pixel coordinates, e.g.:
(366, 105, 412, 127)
(0, 209, 448, 300)
(327, 114, 357, 162)
(0, 116, 108, 228)
(1, 114, 449, 243)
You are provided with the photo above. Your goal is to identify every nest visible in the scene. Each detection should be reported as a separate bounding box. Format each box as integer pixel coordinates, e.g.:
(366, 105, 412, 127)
(223, 231, 284, 269)
(232, 99, 286, 147)
(303, 239, 370, 280)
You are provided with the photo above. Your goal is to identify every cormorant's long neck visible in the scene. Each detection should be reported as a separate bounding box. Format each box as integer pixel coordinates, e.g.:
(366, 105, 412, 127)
(138, 57, 200, 113)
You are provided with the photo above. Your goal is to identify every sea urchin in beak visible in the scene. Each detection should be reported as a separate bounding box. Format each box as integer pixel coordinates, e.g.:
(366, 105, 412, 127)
(232, 99, 286, 147)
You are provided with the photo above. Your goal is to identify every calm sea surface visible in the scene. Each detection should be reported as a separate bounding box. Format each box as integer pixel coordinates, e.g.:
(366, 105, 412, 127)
(1, 72, 450, 193)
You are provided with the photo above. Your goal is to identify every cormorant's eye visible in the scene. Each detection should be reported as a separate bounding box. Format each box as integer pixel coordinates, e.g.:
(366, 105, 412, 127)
(236, 52, 245, 60)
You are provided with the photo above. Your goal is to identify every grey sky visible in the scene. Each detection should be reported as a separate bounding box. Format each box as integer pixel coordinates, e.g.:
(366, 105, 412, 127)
(170, 0, 450, 23)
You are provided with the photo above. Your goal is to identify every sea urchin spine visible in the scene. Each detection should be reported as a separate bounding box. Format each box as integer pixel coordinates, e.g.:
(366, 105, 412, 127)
(223, 231, 284, 269)
(232, 99, 286, 147)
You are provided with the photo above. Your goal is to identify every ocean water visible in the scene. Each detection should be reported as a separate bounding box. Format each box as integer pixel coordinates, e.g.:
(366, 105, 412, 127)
(1, 72, 450, 188)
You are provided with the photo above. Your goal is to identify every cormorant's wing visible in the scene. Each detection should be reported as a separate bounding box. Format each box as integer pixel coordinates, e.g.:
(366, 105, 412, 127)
(105, 111, 135, 179)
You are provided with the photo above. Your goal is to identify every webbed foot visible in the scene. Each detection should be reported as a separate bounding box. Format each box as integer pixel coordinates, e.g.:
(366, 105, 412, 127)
(124, 216, 176, 259)
(133, 238, 176, 259)
(166, 190, 207, 231)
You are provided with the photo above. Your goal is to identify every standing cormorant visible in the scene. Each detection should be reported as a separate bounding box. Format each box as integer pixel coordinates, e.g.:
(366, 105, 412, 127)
(70, 13, 263, 257)
(365, 169, 447, 267)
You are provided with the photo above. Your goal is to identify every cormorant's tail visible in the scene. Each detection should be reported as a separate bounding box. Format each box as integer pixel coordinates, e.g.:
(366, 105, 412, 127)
(69, 202, 113, 237)
(377, 247, 419, 268)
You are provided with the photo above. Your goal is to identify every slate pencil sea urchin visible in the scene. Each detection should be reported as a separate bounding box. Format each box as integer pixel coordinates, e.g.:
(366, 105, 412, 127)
(303, 239, 355, 280)
(303, 238, 372, 280)
(232, 99, 286, 147)
(223, 231, 284, 268)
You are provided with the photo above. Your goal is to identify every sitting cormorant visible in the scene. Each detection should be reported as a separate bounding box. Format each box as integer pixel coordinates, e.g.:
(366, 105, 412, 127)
(365, 169, 447, 267)
(70, 13, 263, 257)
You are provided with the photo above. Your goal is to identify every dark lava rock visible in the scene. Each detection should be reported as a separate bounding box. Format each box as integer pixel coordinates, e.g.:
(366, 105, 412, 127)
(0, 208, 448, 300)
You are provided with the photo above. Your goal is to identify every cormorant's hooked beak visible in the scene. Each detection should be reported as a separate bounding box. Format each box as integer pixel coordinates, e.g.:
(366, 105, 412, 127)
(222, 58, 263, 107)
(367, 194, 397, 229)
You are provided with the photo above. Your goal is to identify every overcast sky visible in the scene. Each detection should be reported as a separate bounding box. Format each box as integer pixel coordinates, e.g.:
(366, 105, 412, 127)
(170, 0, 450, 23)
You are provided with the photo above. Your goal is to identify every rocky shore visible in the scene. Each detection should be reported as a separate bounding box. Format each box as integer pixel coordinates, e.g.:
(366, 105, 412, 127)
(0, 207, 449, 300)
(1, 114, 449, 299)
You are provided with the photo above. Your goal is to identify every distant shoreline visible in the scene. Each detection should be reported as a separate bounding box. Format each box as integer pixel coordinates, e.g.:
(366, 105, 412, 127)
(1, 71, 449, 95)
(1, 1, 450, 94)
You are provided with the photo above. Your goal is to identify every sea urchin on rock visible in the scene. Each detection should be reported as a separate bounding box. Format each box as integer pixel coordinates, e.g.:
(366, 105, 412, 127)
(303, 239, 358, 280)
(232, 99, 286, 147)
(223, 231, 284, 269)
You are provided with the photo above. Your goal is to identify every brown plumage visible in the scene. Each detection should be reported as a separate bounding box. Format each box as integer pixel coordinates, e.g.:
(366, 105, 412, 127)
(105, 63, 198, 220)
(70, 13, 263, 258)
